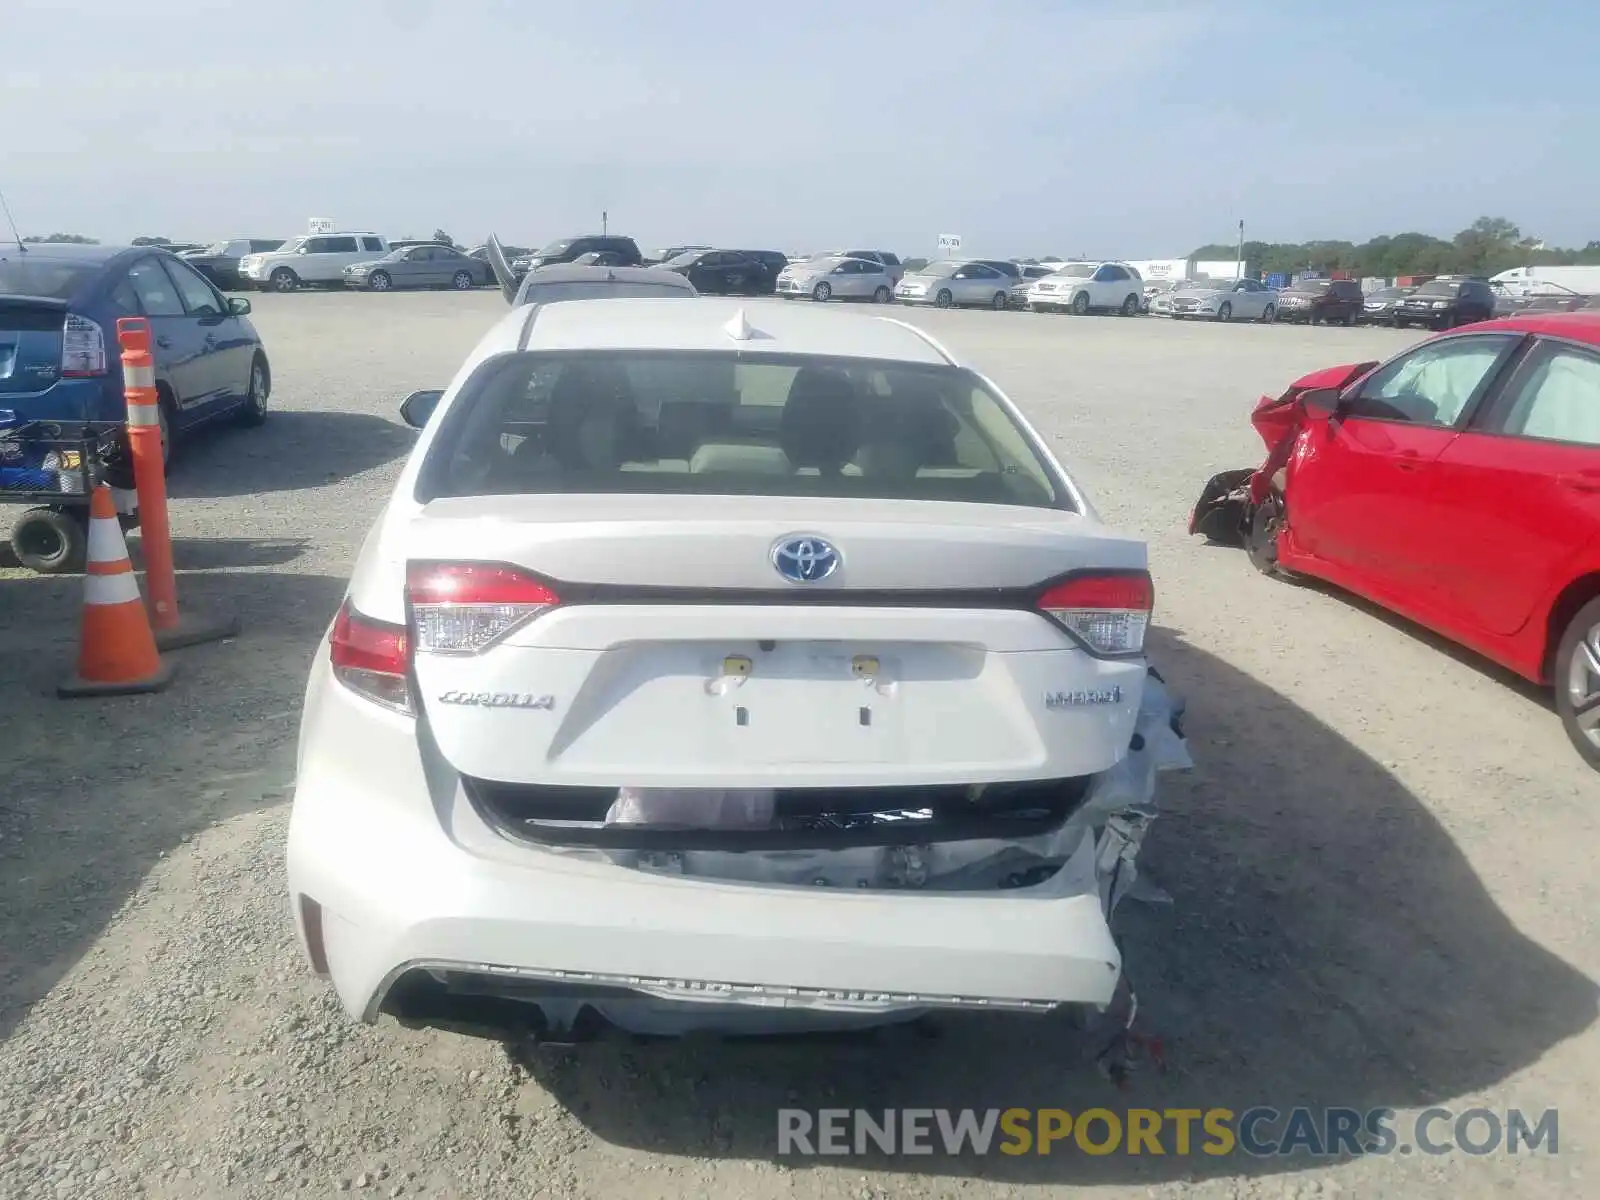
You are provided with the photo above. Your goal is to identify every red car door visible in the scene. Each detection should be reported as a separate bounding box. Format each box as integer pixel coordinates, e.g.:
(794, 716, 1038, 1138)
(1420, 336, 1600, 645)
(1285, 333, 1524, 588)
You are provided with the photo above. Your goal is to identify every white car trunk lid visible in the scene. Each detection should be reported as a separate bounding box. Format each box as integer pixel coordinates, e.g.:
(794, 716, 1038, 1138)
(398, 495, 1149, 788)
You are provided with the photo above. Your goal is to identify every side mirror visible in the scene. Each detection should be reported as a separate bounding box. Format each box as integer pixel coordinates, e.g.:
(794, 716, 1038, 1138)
(1300, 387, 1342, 416)
(296, 246, 309, 255)
(399, 388, 444, 430)
(226, 296, 252, 316)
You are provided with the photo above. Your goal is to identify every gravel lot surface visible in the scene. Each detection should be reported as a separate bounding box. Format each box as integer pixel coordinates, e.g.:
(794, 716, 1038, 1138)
(2, 292, 1596, 1199)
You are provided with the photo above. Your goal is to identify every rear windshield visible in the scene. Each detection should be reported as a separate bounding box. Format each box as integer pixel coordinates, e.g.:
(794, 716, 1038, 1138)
(534, 239, 573, 257)
(0, 257, 99, 300)
(418, 351, 1066, 510)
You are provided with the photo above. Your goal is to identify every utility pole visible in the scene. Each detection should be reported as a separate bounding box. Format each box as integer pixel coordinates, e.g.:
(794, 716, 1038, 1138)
(1237, 219, 1245, 280)
(602, 210, 608, 236)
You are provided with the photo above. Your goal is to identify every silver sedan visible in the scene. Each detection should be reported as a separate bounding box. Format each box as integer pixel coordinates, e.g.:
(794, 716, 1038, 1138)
(773, 255, 895, 303)
(1149, 277, 1279, 322)
(344, 244, 489, 291)
(894, 260, 1015, 309)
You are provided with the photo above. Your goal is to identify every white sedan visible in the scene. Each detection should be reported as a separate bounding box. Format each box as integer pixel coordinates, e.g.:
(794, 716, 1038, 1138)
(1150, 277, 1280, 322)
(773, 255, 896, 303)
(287, 296, 1187, 1041)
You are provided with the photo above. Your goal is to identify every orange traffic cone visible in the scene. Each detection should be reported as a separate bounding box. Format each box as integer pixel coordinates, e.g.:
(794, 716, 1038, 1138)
(58, 485, 174, 698)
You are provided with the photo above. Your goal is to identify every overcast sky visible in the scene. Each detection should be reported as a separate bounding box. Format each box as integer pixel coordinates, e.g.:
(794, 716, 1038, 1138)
(6, 0, 1595, 257)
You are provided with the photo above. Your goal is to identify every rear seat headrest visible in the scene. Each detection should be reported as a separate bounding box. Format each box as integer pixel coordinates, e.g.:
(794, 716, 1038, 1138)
(780, 366, 860, 473)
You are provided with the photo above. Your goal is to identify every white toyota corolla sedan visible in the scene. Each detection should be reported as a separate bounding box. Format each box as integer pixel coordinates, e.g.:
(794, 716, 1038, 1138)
(287, 296, 1186, 1042)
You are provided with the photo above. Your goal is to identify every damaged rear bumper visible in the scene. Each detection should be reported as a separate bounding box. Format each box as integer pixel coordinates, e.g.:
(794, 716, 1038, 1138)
(288, 660, 1189, 1038)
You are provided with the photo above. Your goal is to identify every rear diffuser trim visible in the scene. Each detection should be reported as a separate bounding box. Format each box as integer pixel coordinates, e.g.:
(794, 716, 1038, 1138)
(367, 958, 1061, 1024)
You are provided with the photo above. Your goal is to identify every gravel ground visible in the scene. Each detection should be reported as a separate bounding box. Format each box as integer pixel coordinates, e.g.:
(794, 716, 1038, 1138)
(1, 292, 1596, 1199)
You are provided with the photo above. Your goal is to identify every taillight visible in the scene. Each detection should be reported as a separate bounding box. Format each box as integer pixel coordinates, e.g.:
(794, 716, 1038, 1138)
(61, 313, 106, 377)
(406, 562, 560, 655)
(329, 600, 412, 714)
(1037, 571, 1153, 656)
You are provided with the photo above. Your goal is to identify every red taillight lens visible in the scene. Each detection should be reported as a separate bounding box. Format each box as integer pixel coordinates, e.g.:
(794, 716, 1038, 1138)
(61, 313, 107, 378)
(1037, 571, 1154, 656)
(406, 562, 560, 655)
(329, 600, 412, 713)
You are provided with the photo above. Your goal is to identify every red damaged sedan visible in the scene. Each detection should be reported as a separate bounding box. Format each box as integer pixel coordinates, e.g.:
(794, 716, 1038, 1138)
(1192, 312, 1600, 769)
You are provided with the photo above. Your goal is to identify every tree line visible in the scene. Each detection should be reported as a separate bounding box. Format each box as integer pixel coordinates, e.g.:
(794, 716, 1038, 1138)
(1192, 217, 1600, 279)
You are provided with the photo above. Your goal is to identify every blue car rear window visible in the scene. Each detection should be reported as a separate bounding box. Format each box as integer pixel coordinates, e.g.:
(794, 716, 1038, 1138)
(0, 258, 98, 301)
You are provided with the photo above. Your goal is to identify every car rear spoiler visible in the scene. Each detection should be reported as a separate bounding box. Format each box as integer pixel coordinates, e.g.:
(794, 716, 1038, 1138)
(485, 234, 518, 306)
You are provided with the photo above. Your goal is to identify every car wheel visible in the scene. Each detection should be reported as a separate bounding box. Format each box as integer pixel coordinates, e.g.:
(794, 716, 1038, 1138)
(935, 289, 954, 308)
(1343, 309, 1357, 327)
(156, 392, 176, 470)
(1120, 293, 1139, 316)
(1071, 291, 1090, 315)
(812, 282, 832, 302)
(1217, 302, 1233, 323)
(873, 285, 892, 304)
(451, 270, 474, 290)
(10, 507, 87, 575)
(369, 270, 392, 292)
(1261, 304, 1276, 323)
(1556, 596, 1600, 769)
(993, 291, 1009, 311)
(236, 355, 269, 427)
(1246, 493, 1293, 578)
(270, 268, 298, 293)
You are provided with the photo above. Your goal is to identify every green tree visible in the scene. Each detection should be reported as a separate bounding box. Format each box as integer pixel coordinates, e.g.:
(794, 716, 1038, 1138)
(22, 233, 98, 244)
(1189, 217, 1597, 279)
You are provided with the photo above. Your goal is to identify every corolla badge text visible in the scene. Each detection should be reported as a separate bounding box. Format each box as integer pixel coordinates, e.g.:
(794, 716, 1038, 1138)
(1045, 686, 1122, 710)
(437, 690, 556, 710)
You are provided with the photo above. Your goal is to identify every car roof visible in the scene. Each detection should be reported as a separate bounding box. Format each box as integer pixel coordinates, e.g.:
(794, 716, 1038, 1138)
(518, 296, 955, 364)
(3, 243, 137, 266)
(1466, 312, 1600, 342)
(523, 264, 686, 287)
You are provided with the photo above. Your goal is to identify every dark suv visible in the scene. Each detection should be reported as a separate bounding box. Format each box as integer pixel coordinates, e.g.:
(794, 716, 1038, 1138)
(1275, 278, 1363, 325)
(1393, 276, 1497, 329)
(509, 235, 643, 280)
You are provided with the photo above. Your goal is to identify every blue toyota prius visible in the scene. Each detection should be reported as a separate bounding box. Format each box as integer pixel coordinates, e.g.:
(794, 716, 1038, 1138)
(0, 242, 271, 463)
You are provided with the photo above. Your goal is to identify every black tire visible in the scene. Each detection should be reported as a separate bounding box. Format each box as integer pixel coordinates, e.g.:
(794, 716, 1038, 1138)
(1343, 308, 1357, 327)
(10, 507, 86, 575)
(368, 270, 392, 292)
(1120, 293, 1139, 316)
(1246, 494, 1293, 578)
(1071, 291, 1090, 315)
(872, 285, 892, 304)
(270, 268, 298, 293)
(935, 289, 954, 309)
(236, 355, 269, 427)
(157, 392, 176, 471)
(451, 270, 474, 290)
(1261, 304, 1276, 323)
(1554, 596, 1600, 770)
(812, 281, 832, 302)
(1217, 301, 1233, 323)
(993, 291, 1009, 311)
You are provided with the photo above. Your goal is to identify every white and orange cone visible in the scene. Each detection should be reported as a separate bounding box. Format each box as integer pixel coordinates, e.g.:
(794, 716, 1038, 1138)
(58, 484, 174, 697)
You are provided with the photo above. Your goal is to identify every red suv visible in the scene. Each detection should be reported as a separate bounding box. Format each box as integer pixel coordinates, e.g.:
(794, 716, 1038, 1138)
(1275, 278, 1364, 325)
